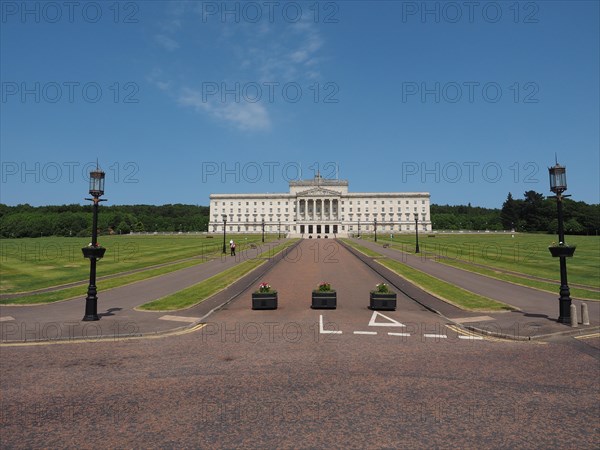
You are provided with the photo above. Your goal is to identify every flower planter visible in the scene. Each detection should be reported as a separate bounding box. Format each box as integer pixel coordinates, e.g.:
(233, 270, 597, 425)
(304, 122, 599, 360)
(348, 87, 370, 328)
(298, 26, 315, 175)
(548, 246, 576, 258)
(311, 291, 337, 309)
(81, 246, 106, 260)
(252, 292, 278, 310)
(369, 292, 397, 311)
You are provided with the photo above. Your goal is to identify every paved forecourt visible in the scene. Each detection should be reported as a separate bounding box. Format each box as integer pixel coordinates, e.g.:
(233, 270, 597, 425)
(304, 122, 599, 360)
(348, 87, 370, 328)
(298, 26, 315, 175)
(203, 239, 485, 347)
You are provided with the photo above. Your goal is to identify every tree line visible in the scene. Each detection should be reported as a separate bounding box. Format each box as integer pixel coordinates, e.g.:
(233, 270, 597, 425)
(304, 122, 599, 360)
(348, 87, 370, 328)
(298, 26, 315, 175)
(0, 192, 597, 238)
(499, 191, 599, 235)
(0, 204, 209, 238)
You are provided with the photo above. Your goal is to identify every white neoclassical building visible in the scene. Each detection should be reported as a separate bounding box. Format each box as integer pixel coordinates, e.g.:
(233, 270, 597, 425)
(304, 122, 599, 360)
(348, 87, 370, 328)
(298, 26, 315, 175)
(209, 175, 431, 238)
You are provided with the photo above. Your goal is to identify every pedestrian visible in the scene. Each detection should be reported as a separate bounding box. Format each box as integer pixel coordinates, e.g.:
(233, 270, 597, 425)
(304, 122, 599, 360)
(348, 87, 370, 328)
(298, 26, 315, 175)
(230, 240, 236, 256)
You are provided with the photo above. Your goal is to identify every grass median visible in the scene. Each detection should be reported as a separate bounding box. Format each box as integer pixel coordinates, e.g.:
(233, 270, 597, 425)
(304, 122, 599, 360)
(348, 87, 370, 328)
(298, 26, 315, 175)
(1, 259, 210, 305)
(137, 240, 298, 311)
(342, 239, 515, 312)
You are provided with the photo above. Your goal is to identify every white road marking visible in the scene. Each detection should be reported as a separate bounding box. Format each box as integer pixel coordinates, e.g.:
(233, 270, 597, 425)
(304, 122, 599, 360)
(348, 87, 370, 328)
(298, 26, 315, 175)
(0, 316, 15, 322)
(158, 315, 201, 323)
(459, 335, 484, 340)
(353, 331, 377, 335)
(368, 311, 406, 327)
(319, 315, 342, 334)
(388, 332, 411, 337)
(423, 334, 447, 339)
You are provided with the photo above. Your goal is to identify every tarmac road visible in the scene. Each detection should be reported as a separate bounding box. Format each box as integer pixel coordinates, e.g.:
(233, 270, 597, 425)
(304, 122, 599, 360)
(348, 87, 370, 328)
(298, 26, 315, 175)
(1, 240, 598, 448)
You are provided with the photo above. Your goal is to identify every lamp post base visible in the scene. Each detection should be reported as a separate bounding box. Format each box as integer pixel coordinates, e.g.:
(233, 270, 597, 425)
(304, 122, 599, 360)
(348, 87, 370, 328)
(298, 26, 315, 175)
(558, 297, 572, 324)
(83, 286, 100, 321)
(83, 313, 100, 321)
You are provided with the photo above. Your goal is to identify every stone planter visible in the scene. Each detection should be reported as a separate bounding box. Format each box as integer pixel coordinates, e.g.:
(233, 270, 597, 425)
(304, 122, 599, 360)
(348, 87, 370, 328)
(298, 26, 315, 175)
(252, 292, 278, 310)
(548, 246, 576, 258)
(369, 292, 397, 311)
(81, 246, 106, 260)
(311, 291, 337, 309)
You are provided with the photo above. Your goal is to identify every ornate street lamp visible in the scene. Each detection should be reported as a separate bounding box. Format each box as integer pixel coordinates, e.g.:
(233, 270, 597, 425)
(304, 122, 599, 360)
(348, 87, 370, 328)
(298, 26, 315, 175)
(548, 161, 575, 323)
(262, 219, 265, 243)
(222, 215, 227, 254)
(278, 219, 281, 239)
(415, 216, 420, 253)
(374, 218, 377, 242)
(82, 165, 107, 321)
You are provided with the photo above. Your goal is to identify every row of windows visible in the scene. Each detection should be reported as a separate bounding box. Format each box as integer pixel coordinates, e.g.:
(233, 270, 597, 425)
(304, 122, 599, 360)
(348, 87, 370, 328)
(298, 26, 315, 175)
(216, 201, 289, 206)
(212, 215, 428, 222)
(216, 206, 427, 214)
(341, 207, 426, 213)
(213, 199, 428, 207)
(213, 224, 429, 232)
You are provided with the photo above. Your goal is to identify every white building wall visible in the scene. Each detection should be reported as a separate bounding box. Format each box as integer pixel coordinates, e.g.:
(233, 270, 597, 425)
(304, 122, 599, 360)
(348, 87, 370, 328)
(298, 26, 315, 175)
(209, 177, 431, 237)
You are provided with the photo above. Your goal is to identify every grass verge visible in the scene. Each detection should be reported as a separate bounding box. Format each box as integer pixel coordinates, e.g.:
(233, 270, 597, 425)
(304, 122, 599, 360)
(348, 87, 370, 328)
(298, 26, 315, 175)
(434, 257, 600, 301)
(342, 240, 515, 312)
(1, 259, 209, 305)
(138, 240, 298, 311)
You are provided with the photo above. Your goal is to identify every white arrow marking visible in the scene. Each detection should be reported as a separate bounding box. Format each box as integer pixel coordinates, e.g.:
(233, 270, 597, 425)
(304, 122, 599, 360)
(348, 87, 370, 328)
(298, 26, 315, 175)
(368, 311, 406, 327)
(319, 315, 342, 334)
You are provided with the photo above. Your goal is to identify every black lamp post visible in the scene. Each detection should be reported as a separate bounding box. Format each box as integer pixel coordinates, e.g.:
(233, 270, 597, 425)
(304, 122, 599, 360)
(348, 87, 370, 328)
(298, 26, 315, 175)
(222, 215, 227, 254)
(82, 165, 107, 321)
(358, 218, 361, 237)
(415, 216, 420, 253)
(374, 218, 377, 242)
(548, 161, 575, 324)
(261, 219, 265, 243)
(278, 219, 281, 239)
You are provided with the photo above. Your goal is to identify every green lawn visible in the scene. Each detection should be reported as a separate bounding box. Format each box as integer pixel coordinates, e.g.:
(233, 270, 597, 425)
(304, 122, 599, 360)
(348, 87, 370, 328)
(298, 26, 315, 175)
(342, 239, 520, 312)
(359, 233, 600, 289)
(138, 240, 298, 311)
(0, 234, 278, 294)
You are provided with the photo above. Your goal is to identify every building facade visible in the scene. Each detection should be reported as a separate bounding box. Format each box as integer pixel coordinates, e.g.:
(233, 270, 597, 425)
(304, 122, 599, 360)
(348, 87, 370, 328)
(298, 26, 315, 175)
(209, 175, 431, 238)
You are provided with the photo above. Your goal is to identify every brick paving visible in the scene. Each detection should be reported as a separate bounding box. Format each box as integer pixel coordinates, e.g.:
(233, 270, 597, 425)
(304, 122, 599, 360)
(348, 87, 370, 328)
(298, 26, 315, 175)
(1, 240, 598, 448)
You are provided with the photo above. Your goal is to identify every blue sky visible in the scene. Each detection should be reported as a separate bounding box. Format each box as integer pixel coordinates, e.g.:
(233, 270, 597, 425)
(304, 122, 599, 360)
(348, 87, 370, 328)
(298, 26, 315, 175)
(1, 1, 598, 208)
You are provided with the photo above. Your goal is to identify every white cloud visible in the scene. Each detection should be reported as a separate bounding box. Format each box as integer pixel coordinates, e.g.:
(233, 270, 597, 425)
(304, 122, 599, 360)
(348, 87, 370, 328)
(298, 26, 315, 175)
(178, 88, 271, 131)
(146, 68, 172, 92)
(155, 34, 180, 51)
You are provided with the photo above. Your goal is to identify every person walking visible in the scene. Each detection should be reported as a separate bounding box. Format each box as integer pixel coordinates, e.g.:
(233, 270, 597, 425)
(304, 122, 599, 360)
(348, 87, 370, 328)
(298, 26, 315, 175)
(230, 240, 236, 256)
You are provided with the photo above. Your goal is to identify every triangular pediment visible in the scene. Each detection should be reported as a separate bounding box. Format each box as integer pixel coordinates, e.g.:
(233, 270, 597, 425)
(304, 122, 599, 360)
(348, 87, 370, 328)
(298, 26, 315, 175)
(296, 187, 341, 197)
